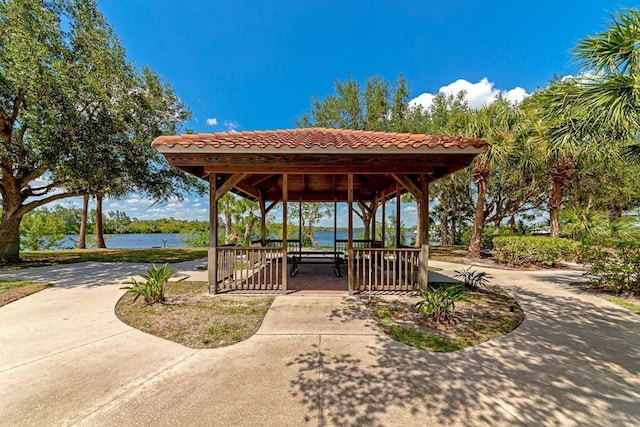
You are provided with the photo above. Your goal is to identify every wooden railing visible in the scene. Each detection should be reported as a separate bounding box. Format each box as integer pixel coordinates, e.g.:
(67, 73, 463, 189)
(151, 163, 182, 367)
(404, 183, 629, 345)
(350, 247, 420, 292)
(253, 239, 300, 252)
(216, 246, 284, 291)
(335, 239, 383, 252)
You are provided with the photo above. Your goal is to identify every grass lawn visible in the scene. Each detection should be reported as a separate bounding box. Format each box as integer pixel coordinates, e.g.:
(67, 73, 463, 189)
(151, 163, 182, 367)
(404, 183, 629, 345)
(0, 280, 50, 307)
(606, 296, 640, 313)
(0, 247, 208, 271)
(116, 280, 273, 348)
(365, 285, 524, 352)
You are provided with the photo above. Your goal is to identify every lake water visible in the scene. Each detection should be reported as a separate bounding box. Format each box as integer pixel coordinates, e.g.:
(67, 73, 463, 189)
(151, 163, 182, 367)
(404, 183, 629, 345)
(58, 233, 187, 249)
(56, 230, 418, 249)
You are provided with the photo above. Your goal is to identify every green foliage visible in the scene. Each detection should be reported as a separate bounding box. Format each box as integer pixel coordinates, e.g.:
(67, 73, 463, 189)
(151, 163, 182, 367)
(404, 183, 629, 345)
(295, 74, 410, 131)
(0, 0, 205, 264)
(459, 225, 503, 251)
(20, 209, 65, 251)
(454, 268, 493, 290)
(492, 236, 580, 267)
(121, 263, 187, 305)
(182, 231, 209, 247)
(413, 285, 471, 323)
(386, 325, 464, 352)
(581, 239, 640, 294)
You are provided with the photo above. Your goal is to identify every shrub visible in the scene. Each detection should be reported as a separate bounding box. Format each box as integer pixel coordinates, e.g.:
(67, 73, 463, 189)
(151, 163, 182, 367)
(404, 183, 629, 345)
(492, 236, 580, 267)
(20, 210, 65, 250)
(454, 268, 493, 290)
(459, 225, 502, 252)
(581, 239, 640, 294)
(413, 285, 471, 323)
(121, 263, 187, 305)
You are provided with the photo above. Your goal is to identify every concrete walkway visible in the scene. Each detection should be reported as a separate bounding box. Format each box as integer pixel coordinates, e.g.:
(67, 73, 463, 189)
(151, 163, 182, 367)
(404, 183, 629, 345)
(0, 260, 638, 426)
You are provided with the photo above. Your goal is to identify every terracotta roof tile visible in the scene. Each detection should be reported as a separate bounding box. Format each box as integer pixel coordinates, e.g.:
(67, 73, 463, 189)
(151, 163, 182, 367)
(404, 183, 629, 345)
(151, 128, 487, 151)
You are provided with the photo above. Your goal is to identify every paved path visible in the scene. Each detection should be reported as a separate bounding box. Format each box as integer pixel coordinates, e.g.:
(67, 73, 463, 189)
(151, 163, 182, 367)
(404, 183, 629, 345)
(0, 260, 638, 426)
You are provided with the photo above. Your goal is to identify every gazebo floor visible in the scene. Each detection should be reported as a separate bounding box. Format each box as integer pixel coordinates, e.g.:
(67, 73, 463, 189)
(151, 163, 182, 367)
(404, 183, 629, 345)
(287, 264, 348, 294)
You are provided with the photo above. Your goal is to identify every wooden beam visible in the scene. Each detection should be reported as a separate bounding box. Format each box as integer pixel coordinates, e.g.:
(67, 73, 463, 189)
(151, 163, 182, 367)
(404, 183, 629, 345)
(381, 191, 386, 248)
(353, 174, 377, 195)
(355, 196, 373, 215)
(282, 174, 288, 294)
(265, 199, 279, 214)
(395, 183, 401, 247)
(202, 163, 442, 174)
(246, 173, 279, 187)
(208, 173, 218, 294)
(215, 173, 248, 201)
(418, 175, 430, 289)
(233, 180, 260, 199)
(391, 174, 422, 199)
(258, 191, 266, 244)
(348, 174, 354, 295)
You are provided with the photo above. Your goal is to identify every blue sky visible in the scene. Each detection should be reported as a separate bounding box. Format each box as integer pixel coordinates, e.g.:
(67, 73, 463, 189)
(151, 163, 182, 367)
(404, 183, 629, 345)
(52, 0, 631, 225)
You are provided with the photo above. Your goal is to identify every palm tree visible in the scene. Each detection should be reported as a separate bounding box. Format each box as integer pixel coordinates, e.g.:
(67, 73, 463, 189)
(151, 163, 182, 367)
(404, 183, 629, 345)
(528, 77, 626, 238)
(464, 99, 524, 255)
(571, 8, 640, 161)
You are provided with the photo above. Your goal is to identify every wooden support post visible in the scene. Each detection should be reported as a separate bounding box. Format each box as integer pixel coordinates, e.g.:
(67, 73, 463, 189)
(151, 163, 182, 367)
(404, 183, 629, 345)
(418, 175, 430, 289)
(333, 199, 337, 255)
(371, 195, 378, 244)
(395, 183, 401, 247)
(208, 173, 219, 294)
(348, 174, 354, 294)
(298, 199, 302, 250)
(282, 174, 288, 294)
(381, 191, 386, 248)
(258, 191, 266, 245)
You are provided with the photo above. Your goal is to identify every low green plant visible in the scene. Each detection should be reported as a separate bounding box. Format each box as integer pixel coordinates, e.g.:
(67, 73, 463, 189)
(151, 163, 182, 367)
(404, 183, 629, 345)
(581, 239, 640, 294)
(413, 285, 471, 323)
(492, 236, 580, 267)
(454, 268, 493, 290)
(121, 263, 188, 305)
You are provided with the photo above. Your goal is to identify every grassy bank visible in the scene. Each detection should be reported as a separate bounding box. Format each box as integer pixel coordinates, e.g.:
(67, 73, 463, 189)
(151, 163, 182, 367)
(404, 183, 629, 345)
(0, 248, 208, 271)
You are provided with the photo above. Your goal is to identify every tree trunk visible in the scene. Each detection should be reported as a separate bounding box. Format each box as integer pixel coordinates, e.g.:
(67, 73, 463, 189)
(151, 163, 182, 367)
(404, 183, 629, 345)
(510, 214, 517, 234)
(77, 194, 89, 249)
(469, 163, 490, 256)
(0, 214, 23, 264)
(609, 205, 623, 221)
(549, 157, 576, 238)
(548, 179, 562, 239)
(95, 193, 106, 248)
(244, 217, 255, 244)
(440, 212, 449, 245)
(224, 213, 233, 244)
(362, 212, 371, 240)
(451, 214, 457, 245)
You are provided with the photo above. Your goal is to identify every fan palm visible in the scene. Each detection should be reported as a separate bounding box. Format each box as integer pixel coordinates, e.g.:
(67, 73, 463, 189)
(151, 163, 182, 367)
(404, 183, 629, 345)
(464, 99, 525, 255)
(571, 8, 640, 161)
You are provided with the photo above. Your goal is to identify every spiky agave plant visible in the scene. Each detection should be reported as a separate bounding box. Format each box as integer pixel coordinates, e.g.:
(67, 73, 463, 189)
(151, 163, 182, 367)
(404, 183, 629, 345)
(413, 285, 472, 323)
(121, 263, 187, 305)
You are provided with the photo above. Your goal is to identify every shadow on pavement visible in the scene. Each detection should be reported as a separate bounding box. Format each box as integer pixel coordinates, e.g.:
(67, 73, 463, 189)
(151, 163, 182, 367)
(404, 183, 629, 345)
(287, 286, 640, 426)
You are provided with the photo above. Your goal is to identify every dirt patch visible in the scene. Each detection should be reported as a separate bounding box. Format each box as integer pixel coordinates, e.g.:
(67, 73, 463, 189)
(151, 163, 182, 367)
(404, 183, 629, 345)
(115, 281, 274, 348)
(364, 287, 524, 352)
(0, 281, 51, 307)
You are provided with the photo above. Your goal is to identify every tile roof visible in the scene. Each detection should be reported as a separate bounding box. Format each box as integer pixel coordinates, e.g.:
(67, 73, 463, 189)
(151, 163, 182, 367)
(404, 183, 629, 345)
(152, 128, 487, 151)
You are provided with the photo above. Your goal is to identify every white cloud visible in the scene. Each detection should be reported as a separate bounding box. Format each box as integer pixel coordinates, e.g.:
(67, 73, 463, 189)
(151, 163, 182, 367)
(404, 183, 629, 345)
(224, 120, 239, 132)
(409, 78, 529, 111)
(504, 87, 528, 104)
(206, 117, 218, 126)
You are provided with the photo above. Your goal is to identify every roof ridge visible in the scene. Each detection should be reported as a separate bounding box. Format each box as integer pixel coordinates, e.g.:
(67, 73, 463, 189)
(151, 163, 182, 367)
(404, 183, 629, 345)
(151, 128, 487, 150)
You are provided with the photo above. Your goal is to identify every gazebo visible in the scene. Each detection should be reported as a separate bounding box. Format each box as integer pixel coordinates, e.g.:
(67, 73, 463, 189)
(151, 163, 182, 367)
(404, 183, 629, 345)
(152, 128, 487, 294)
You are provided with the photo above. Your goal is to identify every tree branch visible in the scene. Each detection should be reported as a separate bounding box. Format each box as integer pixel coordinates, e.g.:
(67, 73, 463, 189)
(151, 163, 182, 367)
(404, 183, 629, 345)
(18, 191, 81, 217)
(9, 89, 26, 129)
